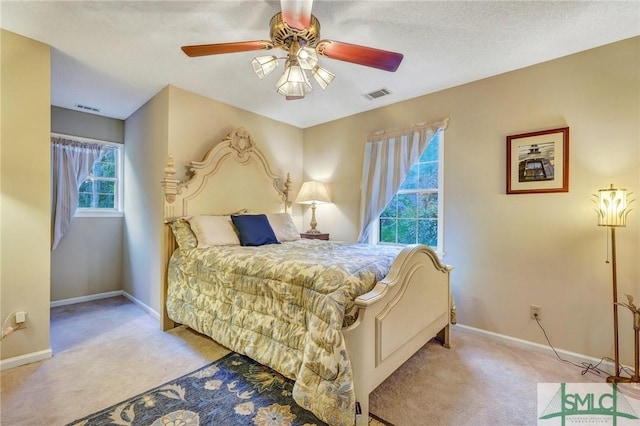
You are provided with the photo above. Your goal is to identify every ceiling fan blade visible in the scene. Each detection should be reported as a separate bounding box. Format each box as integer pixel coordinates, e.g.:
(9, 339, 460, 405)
(280, 0, 313, 30)
(316, 40, 404, 72)
(181, 41, 274, 57)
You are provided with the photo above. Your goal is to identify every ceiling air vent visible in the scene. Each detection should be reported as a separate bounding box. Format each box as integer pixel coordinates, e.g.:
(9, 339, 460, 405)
(74, 103, 101, 113)
(364, 88, 391, 100)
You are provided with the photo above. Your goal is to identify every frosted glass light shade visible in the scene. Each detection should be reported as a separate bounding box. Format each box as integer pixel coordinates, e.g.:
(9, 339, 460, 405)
(276, 60, 312, 98)
(311, 65, 335, 90)
(252, 56, 278, 79)
(297, 47, 319, 70)
(251, 56, 278, 79)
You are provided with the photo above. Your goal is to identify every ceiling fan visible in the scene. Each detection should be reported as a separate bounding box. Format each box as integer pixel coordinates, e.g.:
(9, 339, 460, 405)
(181, 0, 404, 100)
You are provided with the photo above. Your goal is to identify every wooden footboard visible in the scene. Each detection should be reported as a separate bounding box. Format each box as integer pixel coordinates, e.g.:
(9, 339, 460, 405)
(342, 244, 452, 426)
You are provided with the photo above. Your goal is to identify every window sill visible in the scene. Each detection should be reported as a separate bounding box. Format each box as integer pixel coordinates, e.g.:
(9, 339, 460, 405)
(75, 210, 124, 218)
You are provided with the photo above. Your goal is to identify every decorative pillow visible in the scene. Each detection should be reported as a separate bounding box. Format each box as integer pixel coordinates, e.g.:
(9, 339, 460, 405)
(267, 213, 301, 242)
(187, 215, 241, 247)
(231, 214, 280, 246)
(168, 218, 198, 250)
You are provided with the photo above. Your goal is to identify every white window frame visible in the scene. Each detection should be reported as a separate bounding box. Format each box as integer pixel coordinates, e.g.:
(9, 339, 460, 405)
(52, 133, 124, 218)
(369, 131, 445, 257)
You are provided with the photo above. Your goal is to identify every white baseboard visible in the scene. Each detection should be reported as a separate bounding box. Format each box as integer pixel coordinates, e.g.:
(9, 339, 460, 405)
(455, 323, 617, 376)
(51, 290, 160, 321)
(3, 293, 159, 372)
(121, 292, 160, 321)
(0, 294, 119, 371)
(0, 349, 52, 371)
(50, 290, 125, 308)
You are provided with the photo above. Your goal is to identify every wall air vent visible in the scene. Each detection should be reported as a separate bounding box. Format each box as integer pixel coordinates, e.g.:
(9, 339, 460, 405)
(364, 88, 391, 100)
(74, 103, 101, 113)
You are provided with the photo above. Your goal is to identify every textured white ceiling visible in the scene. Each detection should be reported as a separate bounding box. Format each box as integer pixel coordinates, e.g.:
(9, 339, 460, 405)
(2, 1, 639, 128)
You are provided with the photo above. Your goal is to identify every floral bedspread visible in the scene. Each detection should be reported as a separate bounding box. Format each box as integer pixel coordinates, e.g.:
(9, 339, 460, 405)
(166, 239, 402, 426)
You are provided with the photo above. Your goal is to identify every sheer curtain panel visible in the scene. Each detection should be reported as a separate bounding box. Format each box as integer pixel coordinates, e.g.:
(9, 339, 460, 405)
(51, 137, 110, 249)
(358, 118, 449, 243)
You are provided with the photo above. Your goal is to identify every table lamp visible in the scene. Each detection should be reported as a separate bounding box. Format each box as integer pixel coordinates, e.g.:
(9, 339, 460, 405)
(295, 180, 331, 234)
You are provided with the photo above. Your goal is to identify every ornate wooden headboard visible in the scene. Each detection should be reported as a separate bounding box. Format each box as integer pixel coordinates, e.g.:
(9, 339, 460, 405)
(159, 127, 292, 329)
(161, 127, 292, 218)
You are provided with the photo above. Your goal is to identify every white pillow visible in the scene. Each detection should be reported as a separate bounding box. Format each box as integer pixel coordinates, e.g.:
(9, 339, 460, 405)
(267, 213, 301, 242)
(187, 215, 240, 247)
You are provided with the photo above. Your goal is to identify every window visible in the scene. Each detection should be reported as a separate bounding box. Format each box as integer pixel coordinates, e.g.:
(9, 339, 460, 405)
(76, 142, 123, 217)
(376, 132, 443, 252)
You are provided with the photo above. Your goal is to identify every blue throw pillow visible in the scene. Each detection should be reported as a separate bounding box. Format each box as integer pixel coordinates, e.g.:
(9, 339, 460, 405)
(231, 214, 280, 247)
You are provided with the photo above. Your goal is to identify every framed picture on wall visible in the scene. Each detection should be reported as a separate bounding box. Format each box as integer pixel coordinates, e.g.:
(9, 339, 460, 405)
(506, 127, 569, 194)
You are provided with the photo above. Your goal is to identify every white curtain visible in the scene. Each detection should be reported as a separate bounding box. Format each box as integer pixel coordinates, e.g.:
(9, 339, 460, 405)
(358, 118, 449, 243)
(51, 137, 110, 250)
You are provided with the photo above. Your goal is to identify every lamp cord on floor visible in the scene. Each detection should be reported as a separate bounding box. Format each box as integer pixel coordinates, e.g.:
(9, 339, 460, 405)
(534, 314, 616, 378)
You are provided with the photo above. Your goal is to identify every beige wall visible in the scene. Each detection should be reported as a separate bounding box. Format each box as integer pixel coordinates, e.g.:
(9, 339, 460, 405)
(304, 37, 640, 364)
(50, 107, 125, 301)
(0, 30, 51, 362)
(123, 85, 303, 314)
(166, 86, 304, 187)
(51, 106, 124, 143)
(122, 87, 170, 314)
(50, 217, 124, 301)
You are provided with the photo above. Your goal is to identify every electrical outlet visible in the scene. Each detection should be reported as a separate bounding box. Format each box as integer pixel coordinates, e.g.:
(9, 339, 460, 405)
(15, 311, 27, 324)
(530, 305, 542, 320)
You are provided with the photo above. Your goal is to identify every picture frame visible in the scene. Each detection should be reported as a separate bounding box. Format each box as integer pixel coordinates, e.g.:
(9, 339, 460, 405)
(506, 127, 569, 194)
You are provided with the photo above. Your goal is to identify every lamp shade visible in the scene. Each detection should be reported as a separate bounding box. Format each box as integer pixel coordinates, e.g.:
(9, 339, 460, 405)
(295, 181, 331, 204)
(596, 185, 631, 227)
(297, 47, 319, 70)
(252, 55, 278, 79)
(311, 65, 335, 90)
(276, 59, 312, 98)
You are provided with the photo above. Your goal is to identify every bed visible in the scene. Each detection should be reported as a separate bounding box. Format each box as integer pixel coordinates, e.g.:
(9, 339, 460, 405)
(160, 128, 453, 425)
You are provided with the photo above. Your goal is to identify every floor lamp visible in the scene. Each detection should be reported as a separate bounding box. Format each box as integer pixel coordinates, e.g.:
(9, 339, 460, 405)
(595, 184, 633, 383)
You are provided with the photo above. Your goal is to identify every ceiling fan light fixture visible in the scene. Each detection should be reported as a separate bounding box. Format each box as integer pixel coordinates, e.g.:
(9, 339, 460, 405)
(297, 46, 319, 70)
(252, 55, 279, 79)
(311, 65, 335, 90)
(182, 2, 405, 102)
(276, 59, 312, 99)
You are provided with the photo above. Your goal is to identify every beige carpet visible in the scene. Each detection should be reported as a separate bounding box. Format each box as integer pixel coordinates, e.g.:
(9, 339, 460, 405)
(1, 296, 604, 425)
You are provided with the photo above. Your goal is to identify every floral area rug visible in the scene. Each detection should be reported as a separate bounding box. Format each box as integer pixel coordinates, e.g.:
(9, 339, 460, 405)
(67, 352, 392, 426)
